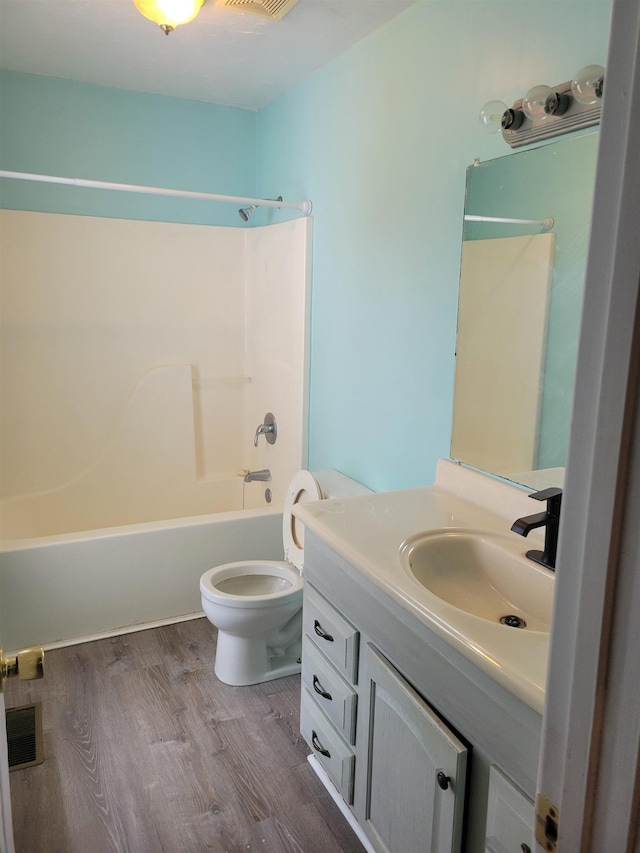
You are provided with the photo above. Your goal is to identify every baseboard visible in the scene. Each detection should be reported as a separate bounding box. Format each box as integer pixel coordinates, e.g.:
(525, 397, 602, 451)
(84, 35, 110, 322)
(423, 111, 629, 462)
(6, 611, 207, 656)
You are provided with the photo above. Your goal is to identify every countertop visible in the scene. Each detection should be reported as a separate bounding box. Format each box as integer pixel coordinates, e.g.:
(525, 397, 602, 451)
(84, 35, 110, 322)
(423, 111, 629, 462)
(294, 460, 551, 714)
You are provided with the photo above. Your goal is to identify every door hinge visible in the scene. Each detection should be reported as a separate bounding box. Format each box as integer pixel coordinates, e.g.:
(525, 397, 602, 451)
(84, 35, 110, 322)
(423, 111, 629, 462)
(535, 793, 559, 852)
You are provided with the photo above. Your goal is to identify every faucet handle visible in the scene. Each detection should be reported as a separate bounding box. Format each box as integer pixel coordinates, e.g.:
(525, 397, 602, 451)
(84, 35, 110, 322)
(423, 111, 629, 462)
(529, 487, 562, 513)
(253, 412, 278, 447)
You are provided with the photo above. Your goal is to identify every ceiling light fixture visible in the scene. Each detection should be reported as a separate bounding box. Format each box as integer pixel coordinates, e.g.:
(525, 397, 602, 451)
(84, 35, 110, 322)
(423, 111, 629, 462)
(133, 0, 205, 35)
(479, 64, 604, 148)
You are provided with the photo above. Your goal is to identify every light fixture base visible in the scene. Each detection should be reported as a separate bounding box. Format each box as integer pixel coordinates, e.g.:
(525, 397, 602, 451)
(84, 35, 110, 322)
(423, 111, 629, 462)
(502, 80, 601, 148)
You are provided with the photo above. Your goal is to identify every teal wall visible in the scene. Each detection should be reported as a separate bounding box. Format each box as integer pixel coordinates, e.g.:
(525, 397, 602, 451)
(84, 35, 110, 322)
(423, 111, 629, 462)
(257, 1, 610, 490)
(0, 1, 612, 493)
(0, 70, 256, 226)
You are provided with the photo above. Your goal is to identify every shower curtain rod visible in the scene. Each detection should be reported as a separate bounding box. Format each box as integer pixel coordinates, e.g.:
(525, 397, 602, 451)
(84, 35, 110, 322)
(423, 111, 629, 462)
(464, 214, 554, 231)
(0, 170, 313, 215)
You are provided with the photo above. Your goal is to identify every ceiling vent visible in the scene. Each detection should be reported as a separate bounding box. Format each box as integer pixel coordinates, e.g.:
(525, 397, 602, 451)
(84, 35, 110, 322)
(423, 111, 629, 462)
(216, 0, 300, 19)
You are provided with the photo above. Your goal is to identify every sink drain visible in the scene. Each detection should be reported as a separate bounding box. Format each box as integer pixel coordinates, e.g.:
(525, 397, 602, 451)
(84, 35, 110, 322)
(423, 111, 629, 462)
(500, 614, 527, 629)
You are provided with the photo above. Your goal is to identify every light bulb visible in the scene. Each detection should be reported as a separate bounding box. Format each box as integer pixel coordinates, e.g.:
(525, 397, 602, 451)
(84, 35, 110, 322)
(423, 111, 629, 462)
(571, 64, 605, 105)
(522, 85, 554, 121)
(478, 101, 509, 134)
(522, 84, 569, 120)
(133, 0, 204, 34)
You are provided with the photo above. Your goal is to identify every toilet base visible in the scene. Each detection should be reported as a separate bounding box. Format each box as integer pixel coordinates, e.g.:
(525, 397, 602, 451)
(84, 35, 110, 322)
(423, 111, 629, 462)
(214, 630, 302, 686)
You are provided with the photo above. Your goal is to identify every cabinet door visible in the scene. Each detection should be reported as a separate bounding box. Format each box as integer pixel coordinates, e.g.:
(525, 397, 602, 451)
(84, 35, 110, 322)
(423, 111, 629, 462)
(484, 766, 534, 853)
(356, 645, 468, 853)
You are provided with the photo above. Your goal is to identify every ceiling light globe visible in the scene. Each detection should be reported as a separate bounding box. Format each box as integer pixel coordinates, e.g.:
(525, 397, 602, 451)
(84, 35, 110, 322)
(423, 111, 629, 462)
(133, 0, 204, 33)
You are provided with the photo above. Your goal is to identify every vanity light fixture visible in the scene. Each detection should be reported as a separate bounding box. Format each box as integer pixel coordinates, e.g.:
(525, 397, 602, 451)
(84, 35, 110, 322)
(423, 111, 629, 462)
(479, 65, 604, 148)
(132, 0, 204, 34)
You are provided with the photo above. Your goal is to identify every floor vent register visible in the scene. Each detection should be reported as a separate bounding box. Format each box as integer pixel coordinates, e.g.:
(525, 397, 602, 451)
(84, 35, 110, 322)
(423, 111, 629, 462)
(5, 702, 44, 771)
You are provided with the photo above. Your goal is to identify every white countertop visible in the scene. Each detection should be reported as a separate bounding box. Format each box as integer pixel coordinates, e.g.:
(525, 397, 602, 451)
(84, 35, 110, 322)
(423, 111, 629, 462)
(295, 460, 551, 715)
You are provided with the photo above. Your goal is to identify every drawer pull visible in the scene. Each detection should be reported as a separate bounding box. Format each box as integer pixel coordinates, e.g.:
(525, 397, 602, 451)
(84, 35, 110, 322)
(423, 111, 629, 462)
(313, 619, 334, 642)
(313, 674, 333, 701)
(311, 730, 331, 758)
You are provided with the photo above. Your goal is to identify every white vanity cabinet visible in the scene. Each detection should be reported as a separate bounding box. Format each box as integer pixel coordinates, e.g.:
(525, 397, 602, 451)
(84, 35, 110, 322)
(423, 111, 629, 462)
(300, 531, 542, 853)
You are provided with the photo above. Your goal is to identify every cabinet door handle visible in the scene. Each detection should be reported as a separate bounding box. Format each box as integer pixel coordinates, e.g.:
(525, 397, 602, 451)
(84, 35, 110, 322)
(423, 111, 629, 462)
(311, 730, 331, 758)
(521, 845, 531, 853)
(313, 619, 334, 642)
(313, 674, 333, 701)
(436, 771, 451, 790)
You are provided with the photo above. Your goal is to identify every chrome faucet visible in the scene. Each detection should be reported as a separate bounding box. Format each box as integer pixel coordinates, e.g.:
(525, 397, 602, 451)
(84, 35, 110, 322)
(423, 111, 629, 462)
(511, 487, 563, 571)
(244, 469, 271, 483)
(253, 412, 277, 446)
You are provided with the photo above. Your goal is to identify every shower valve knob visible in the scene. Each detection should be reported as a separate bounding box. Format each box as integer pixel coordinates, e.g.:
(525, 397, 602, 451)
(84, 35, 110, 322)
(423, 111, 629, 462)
(253, 412, 277, 446)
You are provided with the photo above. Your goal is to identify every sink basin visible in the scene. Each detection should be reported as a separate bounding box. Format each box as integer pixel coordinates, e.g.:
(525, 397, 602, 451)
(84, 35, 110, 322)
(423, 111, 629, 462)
(399, 530, 553, 632)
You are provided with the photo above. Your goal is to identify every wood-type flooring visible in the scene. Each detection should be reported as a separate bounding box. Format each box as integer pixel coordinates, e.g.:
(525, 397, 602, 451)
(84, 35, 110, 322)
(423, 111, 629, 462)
(6, 618, 364, 853)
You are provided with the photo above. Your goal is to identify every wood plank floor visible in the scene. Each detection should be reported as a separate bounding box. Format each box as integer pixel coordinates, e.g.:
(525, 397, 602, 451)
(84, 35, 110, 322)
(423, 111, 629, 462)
(6, 618, 364, 853)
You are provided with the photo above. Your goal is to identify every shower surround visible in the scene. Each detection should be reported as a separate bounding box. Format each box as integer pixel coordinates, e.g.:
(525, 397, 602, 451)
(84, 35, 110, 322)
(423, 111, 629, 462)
(0, 212, 311, 649)
(0, 211, 311, 539)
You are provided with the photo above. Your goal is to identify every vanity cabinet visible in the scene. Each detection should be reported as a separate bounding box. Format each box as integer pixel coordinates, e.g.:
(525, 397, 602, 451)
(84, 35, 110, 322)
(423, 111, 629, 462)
(301, 585, 468, 852)
(300, 532, 541, 853)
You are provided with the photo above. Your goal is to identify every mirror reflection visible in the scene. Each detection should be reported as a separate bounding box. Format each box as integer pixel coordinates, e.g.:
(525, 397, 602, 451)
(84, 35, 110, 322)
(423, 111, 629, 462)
(451, 133, 599, 489)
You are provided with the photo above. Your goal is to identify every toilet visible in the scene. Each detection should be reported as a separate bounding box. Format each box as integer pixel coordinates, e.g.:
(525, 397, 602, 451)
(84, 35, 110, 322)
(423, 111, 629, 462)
(200, 469, 371, 686)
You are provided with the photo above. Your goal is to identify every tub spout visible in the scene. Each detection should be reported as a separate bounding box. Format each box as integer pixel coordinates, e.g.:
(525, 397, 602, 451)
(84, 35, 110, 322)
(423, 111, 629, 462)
(244, 469, 271, 483)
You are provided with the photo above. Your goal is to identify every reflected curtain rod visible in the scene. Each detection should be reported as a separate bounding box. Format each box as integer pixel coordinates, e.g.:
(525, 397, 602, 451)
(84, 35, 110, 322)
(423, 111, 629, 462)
(0, 170, 313, 215)
(465, 214, 554, 231)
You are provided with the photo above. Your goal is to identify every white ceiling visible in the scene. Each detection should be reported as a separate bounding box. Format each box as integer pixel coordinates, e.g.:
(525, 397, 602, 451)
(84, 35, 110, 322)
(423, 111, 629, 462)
(0, 0, 414, 110)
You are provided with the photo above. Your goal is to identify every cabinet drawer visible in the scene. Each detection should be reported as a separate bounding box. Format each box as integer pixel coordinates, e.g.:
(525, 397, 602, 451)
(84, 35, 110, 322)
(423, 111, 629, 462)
(302, 635, 357, 744)
(301, 687, 355, 804)
(485, 766, 534, 853)
(303, 585, 359, 683)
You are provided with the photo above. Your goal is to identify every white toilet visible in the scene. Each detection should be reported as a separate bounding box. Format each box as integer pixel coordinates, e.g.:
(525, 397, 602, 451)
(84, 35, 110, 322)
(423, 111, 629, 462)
(200, 469, 371, 686)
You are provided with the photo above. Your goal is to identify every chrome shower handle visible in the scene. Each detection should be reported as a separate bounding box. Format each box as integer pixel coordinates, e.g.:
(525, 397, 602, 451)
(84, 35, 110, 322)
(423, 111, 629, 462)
(253, 412, 277, 446)
(253, 424, 272, 446)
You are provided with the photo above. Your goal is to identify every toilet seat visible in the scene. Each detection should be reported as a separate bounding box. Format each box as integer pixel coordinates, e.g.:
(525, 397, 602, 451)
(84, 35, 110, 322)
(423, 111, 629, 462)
(200, 560, 303, 608)
(282, 469, 322, 571)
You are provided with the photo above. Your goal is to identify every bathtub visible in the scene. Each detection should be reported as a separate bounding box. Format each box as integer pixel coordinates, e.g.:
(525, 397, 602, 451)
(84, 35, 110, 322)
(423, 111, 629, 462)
(0, 505, 284, 652)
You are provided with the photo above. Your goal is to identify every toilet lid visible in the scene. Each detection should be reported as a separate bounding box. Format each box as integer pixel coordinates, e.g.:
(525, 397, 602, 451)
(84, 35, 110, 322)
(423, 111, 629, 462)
(282, 470, 322, 572)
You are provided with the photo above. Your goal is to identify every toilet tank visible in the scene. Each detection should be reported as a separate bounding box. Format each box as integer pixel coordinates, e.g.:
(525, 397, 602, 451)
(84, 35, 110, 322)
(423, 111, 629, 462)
(313, 470, 373, 499)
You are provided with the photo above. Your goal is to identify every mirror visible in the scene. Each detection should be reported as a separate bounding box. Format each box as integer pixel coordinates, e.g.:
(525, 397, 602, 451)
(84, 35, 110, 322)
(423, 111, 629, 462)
(451, 132, 599, 489)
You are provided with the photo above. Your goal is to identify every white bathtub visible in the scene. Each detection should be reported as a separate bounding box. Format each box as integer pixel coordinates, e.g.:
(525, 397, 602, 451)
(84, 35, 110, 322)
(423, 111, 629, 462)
(0, 506, 283, 652)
